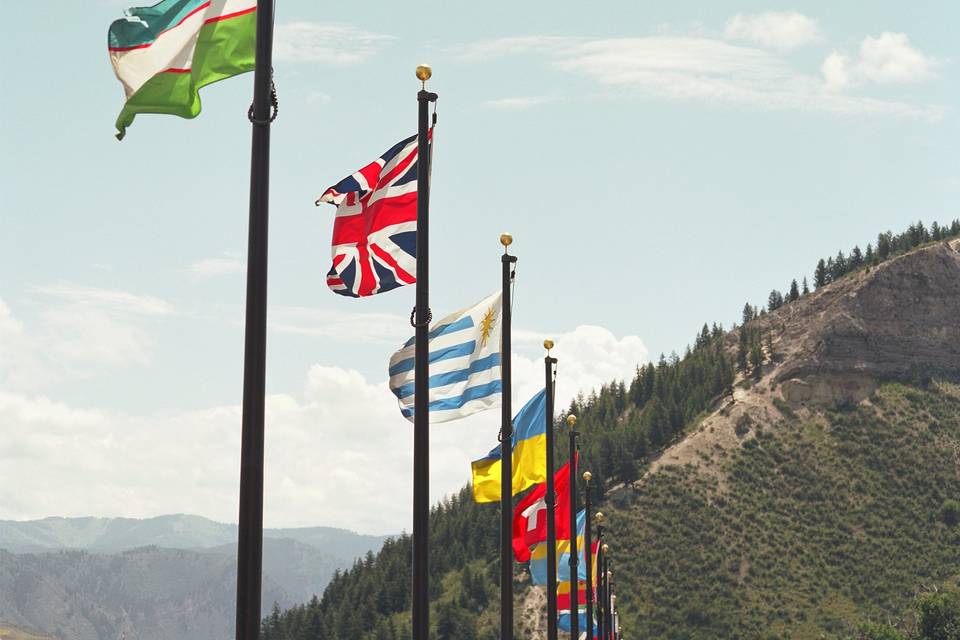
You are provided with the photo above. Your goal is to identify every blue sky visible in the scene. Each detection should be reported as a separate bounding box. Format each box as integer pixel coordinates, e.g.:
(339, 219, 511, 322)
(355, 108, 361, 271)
(1, 0, 957, 533)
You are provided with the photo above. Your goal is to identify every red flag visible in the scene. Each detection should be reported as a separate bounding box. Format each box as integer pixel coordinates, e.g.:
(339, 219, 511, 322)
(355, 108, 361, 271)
(512, 456, 575, 562)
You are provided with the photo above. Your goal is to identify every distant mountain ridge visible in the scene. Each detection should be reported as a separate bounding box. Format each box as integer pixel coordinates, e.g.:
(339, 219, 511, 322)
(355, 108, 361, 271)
(0, 515, 393, 640)
(0, 514, 390, 558)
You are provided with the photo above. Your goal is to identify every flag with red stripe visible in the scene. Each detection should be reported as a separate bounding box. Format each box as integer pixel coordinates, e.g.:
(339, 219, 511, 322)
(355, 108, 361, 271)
(317, 131, 430, 298)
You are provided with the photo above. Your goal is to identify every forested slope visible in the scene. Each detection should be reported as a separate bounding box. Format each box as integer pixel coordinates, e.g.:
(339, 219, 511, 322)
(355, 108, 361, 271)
(265, 220, 960, 640)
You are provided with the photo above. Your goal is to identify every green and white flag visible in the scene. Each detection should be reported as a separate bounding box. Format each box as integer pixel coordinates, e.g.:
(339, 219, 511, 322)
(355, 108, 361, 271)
(108, 0, 257, 140)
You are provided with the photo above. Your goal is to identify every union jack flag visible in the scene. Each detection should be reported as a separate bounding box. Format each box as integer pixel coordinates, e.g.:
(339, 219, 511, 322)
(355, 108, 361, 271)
(316, 131, 429, 298)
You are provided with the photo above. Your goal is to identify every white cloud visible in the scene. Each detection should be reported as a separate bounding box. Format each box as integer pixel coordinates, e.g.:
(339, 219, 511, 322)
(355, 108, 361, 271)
(460, 33, 944, 120)
(820, 32, 937, 92)
(188, 256, 245, 279)
(821, 51, 851, 90)
(0, 290, 167, 390)
(857, 32, 936, 84)
(483, 96, 557, 110)
(35, 283, 175, 316)
(270, 306, 410, 344)
(724, 11, 822, 51)
(0, 324, 648, 534)
(274, 23, 393, 64)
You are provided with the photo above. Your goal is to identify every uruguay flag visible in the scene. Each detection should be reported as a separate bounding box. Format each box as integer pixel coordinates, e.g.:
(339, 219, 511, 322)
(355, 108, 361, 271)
(388, 291, 502, 423)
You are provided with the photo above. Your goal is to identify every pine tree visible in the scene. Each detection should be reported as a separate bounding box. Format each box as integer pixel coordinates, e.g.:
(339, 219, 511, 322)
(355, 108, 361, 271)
(737, 329, 749, 373)
(802, 276, 810, 295)
(749, 341, 763, 379)
(877, 232, 891, 260)
(850, 245, 863, 268)
(742, 302, 754, 325)
(831, 251, 848, 280)
(767, 289, 784, 312)
(865, 243, 875, 265)
(932, 220, 943, 241)
(788, 279, 800, 302)
(814, 259, 828, 288)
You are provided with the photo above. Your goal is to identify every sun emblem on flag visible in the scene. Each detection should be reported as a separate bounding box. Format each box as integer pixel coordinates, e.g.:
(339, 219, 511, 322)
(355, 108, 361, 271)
(479, 306, 497, 348)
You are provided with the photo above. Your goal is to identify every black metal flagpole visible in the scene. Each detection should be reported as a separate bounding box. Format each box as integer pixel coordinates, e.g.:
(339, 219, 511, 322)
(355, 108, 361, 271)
(235, 1, 275, 638)
(603, 550, 612, 640)
(567, 415, 579, 640)
(595, 529, 605, 640)
(544, 341, 558, 640)
(412, 64, 437, 640)
(584, 476, 595, 640)
(500, 233, 517, 640)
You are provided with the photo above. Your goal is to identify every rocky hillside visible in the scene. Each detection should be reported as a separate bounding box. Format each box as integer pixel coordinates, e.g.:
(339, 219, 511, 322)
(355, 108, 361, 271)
(607, 240, 960, 638)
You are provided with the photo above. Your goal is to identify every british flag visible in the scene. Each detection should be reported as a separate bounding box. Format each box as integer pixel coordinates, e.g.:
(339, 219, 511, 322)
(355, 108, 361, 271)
(316, 131, 429, 298)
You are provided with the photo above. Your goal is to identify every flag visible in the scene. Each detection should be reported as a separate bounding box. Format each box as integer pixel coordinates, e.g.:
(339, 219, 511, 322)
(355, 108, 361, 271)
(512, 458, 574, 562)
(558, 580, 596, 638)
(388, 291, 502, 422)
(108, 0, 257, 140)
(317, 131, 429, 298)
(470, 389, 547, 503)
(529, 509, 597, 584)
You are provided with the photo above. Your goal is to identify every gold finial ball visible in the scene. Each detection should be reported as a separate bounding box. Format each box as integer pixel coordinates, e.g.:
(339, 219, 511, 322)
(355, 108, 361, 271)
(612, 595, 617, 603)
(594, 511, 605, 523)
(582, 470, 592, 483)
(602, 543, 609, 553)
(566, 414, 577, 427)
(415, 64, 432, 82)
(544, 339, 555, 351)
(500, 232, 513, 247)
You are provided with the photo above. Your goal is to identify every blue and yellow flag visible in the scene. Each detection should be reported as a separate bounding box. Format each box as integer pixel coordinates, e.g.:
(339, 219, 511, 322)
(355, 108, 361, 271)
(529, 509, 592, 584)
(470, 389, 547, 503)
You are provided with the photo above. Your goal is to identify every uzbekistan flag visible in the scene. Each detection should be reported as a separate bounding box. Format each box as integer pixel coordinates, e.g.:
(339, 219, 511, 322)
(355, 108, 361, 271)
(108, 0, 257, 139)
(470, 389, 548, 503)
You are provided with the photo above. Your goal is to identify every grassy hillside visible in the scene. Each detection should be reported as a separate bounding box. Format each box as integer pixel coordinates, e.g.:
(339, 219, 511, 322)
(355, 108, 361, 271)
(0, 627, 56, 640)
(609, 382, 960, 639)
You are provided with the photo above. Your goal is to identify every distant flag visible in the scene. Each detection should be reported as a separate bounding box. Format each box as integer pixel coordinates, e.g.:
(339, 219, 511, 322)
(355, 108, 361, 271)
(388, 291, 502, 422)
(470, 389, 547, 503)
(529, 509, 597, 584)
(317, 131, 431, 298)
(558, 580, 596, 638)
(512, 457, 575, 562)
(108, 0, 257, 140)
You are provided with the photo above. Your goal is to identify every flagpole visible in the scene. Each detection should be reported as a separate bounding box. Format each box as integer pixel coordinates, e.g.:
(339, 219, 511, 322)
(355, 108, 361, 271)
(567, 415, 579, 640)
(235, 1, 275, 638)
(500, 233, 517, 640)
(583, 479, 596, 640)
(544, 342, 558, 640)
(595, 529, 605, 640)
(412, 64, 437, 640)
(603, 552, 612, 640)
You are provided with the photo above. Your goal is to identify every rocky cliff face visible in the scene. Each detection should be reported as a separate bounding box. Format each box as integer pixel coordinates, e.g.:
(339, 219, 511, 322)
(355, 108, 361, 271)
(648, 241, 960, 475)
(763, 241, 960, 401)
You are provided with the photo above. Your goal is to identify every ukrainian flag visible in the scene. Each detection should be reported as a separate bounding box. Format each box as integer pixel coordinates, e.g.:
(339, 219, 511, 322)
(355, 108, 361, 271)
(470, 389, 547, 503)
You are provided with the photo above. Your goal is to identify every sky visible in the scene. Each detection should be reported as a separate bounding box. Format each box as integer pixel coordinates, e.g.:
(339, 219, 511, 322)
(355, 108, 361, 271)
(1, 0, 958, 535)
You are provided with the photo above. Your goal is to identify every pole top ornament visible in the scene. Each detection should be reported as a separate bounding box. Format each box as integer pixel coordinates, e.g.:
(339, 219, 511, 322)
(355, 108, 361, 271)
(594, 511, 605, 523)
(415, 64, 432, 85)
(500, 232, 513, 248)
(566, 414, 577, 427)
(544, 338, 555, 352)
(602, 543, 609, 553)
(582, 470, 592, 483)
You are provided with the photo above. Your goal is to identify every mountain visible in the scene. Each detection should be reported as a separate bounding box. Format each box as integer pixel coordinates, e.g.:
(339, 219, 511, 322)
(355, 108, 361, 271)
(262, 235, 960, 640)
(0, 516, 392, 640)
(0, 514, 389, 559)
